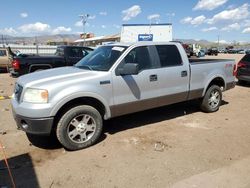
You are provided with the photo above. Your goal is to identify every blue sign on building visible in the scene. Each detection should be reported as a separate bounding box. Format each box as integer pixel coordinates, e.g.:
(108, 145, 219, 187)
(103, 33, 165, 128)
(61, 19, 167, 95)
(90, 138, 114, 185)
(138, 34, 153, 41)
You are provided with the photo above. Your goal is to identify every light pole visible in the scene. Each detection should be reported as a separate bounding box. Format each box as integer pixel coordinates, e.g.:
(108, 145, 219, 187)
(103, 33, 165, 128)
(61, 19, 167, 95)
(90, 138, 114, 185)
(79, 14, 89, 46)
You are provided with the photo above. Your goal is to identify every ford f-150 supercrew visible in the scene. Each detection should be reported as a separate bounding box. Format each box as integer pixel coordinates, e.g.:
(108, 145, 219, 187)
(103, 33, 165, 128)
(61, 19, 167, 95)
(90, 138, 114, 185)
(11, 42, 236, 150)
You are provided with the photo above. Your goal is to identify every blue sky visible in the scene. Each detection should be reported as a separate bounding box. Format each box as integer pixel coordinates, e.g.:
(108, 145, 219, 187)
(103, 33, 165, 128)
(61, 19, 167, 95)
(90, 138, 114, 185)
(0, 0, 250, 43)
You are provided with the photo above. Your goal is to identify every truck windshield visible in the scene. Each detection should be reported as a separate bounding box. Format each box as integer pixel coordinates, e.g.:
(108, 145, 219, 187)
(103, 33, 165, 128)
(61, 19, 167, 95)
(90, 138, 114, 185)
(75, 45, 127, 71)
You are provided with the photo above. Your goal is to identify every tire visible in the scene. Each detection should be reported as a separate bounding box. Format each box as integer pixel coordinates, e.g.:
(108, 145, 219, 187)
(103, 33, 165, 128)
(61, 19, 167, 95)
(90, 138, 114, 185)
(200, 85, 222, 113)
(56, 105, 103, 150)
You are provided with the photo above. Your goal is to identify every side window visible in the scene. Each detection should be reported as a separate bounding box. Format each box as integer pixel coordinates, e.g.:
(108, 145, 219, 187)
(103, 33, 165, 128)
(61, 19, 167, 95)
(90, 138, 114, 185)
(69, 48, 83, 58)
(156, 45, 182, 67)
(0, 50, 7, 56)
(124, 46, 153, 71)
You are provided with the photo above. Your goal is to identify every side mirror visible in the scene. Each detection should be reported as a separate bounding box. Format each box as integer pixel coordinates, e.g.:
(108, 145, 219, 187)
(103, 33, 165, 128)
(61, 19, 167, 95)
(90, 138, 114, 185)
(117, 63, 139, 75)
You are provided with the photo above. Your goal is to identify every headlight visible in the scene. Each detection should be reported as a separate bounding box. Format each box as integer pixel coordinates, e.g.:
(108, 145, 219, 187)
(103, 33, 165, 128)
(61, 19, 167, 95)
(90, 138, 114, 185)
(23, 88, 48, 103)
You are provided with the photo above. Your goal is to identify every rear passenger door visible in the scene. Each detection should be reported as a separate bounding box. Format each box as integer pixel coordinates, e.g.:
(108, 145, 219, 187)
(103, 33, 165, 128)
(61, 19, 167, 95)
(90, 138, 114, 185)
(154, 45, 189, 104)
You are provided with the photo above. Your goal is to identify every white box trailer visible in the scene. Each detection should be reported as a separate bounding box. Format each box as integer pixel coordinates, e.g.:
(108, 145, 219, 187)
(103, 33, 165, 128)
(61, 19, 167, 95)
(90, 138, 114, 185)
(120, 23, 172, 43)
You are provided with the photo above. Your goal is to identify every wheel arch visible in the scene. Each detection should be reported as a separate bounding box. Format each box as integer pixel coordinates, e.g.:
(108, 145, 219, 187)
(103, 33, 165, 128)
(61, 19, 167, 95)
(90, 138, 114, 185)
(29, 64, 52, 72)
(203, 76, 225, 96)
(52, 96, 110, 130)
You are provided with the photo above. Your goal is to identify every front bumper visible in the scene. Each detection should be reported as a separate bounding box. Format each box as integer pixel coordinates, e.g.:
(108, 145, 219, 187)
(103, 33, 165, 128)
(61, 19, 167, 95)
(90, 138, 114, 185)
(13, 110, 54, 135)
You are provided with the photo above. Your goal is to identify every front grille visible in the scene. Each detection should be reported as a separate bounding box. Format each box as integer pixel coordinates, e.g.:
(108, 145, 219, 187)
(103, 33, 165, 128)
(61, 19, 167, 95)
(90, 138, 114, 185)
(14, 83, 23, 102)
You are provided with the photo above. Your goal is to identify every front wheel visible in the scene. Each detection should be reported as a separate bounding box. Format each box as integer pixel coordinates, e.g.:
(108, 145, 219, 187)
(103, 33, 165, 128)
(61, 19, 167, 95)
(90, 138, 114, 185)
(56, 105, 103, 150)
(200, 85, 222, 113)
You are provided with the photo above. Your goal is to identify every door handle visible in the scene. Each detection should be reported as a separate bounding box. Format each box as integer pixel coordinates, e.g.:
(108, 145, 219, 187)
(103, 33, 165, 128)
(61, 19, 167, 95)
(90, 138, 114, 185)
(181, 71, 188, 77)
(149, 74, 157, 82)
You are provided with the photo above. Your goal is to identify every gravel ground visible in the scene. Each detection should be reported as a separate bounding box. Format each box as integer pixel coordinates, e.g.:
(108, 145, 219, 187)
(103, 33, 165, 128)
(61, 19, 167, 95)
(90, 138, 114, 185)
(1, 54, 250, 188)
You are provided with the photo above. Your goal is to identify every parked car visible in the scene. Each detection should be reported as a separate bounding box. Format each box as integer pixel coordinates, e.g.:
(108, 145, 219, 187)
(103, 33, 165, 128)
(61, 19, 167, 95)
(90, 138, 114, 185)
(12, 42, 236, 150)
(236, 54, 250, 84)
(237, 49, 246, 54)
(0, 48, 10, 71)
(227, 49, 238, 54)
(9, 46, 93, 77)
(245, 50, 250, 55)
(198, 49, 206, 57)
(207, 47, 218, 56)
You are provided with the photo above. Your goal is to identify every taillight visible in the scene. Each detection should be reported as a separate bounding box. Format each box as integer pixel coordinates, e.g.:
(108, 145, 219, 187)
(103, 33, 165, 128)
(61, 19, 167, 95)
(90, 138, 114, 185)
(237, 61, 247, 68)
(233, 64, 237, 76)
(12, 59, 20, 70)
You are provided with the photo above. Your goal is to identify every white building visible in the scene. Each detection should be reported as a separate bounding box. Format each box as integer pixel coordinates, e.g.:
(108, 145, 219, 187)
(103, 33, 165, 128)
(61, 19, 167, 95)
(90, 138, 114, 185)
(120, 23, 173, 43)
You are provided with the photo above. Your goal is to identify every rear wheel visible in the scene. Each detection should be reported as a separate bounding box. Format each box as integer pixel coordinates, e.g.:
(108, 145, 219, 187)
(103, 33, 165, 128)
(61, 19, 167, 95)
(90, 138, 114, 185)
(200, 85, 222, 112)
(56, 105, 103, 150)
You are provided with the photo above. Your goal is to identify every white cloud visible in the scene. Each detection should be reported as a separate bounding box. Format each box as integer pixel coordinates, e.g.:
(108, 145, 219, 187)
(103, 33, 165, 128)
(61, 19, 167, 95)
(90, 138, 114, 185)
(147, 14, 160, 20)
(88, 15, 96, 20)
(243, 20, 250, 27)
(207, 3, 249, 24)
(217, 40, 229, 44)
(0, 27, 17, 35)
(191, 15, 206, 25)
(201, 27, 218, 32)
(99, 12, 107, 16)
(18, 22, 51, 34)
(75, 21, 82, 27)
(52, 26, 72, 34)
(20, 12, 28, 18)
(193, 0, 228, 11)
(181, 15, 206, 25)
(242, 27, 250, 33)
(221, 23, 240, 31)
(101, 25, 106, 29)
(181, 17, 192, 24)
(122, 5, 141, 21)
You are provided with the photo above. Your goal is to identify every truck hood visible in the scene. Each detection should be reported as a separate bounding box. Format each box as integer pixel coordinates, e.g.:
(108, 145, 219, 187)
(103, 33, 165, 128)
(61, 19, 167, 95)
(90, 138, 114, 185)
(17, 67, 104, 88)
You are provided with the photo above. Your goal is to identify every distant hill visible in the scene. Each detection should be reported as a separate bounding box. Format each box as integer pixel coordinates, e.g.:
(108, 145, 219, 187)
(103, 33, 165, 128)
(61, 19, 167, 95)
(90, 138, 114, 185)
(1, 34, 248, 47)
(174, 38, 216, 46)
(1, 34, 80, 45)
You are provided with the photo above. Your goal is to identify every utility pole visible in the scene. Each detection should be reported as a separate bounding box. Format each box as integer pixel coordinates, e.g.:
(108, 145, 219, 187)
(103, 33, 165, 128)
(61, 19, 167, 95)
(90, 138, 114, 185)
(35, 36, 39, 55)
(217, 35, 220, 46)
(1, 35, 4, 45)
(79, 14, 89, 46)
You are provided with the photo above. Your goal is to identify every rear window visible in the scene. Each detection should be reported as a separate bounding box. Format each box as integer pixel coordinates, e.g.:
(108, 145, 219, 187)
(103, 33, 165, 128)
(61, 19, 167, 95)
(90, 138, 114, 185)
(241, 54, 250, 64)
(156, 45, 182, 67)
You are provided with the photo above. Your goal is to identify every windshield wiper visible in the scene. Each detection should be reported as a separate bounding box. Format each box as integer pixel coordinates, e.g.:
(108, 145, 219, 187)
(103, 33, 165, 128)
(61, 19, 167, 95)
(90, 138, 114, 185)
(75, 65, 93, 70)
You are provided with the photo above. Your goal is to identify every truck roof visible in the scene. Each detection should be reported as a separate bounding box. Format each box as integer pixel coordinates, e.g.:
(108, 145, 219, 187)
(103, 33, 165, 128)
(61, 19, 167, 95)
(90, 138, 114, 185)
(105, 41, 179, 47)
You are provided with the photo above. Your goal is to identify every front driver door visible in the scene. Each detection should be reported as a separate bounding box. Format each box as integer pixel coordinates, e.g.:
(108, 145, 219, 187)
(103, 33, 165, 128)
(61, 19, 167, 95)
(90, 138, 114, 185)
(111, 46, 161, 117)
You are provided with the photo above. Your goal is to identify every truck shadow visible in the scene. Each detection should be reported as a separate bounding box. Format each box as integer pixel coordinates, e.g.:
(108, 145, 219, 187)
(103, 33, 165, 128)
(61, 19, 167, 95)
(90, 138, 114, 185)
(26, 133, 62, 150)
(104, 100, 229, 135)
(0, 153, 40, 187)
(25, 100, 229, 150)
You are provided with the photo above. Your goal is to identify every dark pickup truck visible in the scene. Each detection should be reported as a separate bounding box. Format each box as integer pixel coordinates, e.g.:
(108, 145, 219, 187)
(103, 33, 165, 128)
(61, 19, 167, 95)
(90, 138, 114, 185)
(9, 46, 93, 77)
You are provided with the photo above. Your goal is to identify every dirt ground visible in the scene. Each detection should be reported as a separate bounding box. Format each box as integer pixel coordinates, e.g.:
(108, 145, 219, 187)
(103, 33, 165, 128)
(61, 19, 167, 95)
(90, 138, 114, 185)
(1, 54, 250, 188)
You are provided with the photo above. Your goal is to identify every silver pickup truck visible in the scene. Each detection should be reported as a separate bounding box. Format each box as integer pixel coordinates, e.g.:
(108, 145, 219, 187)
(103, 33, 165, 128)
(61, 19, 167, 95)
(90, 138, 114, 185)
(11, 42, 236, 150)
